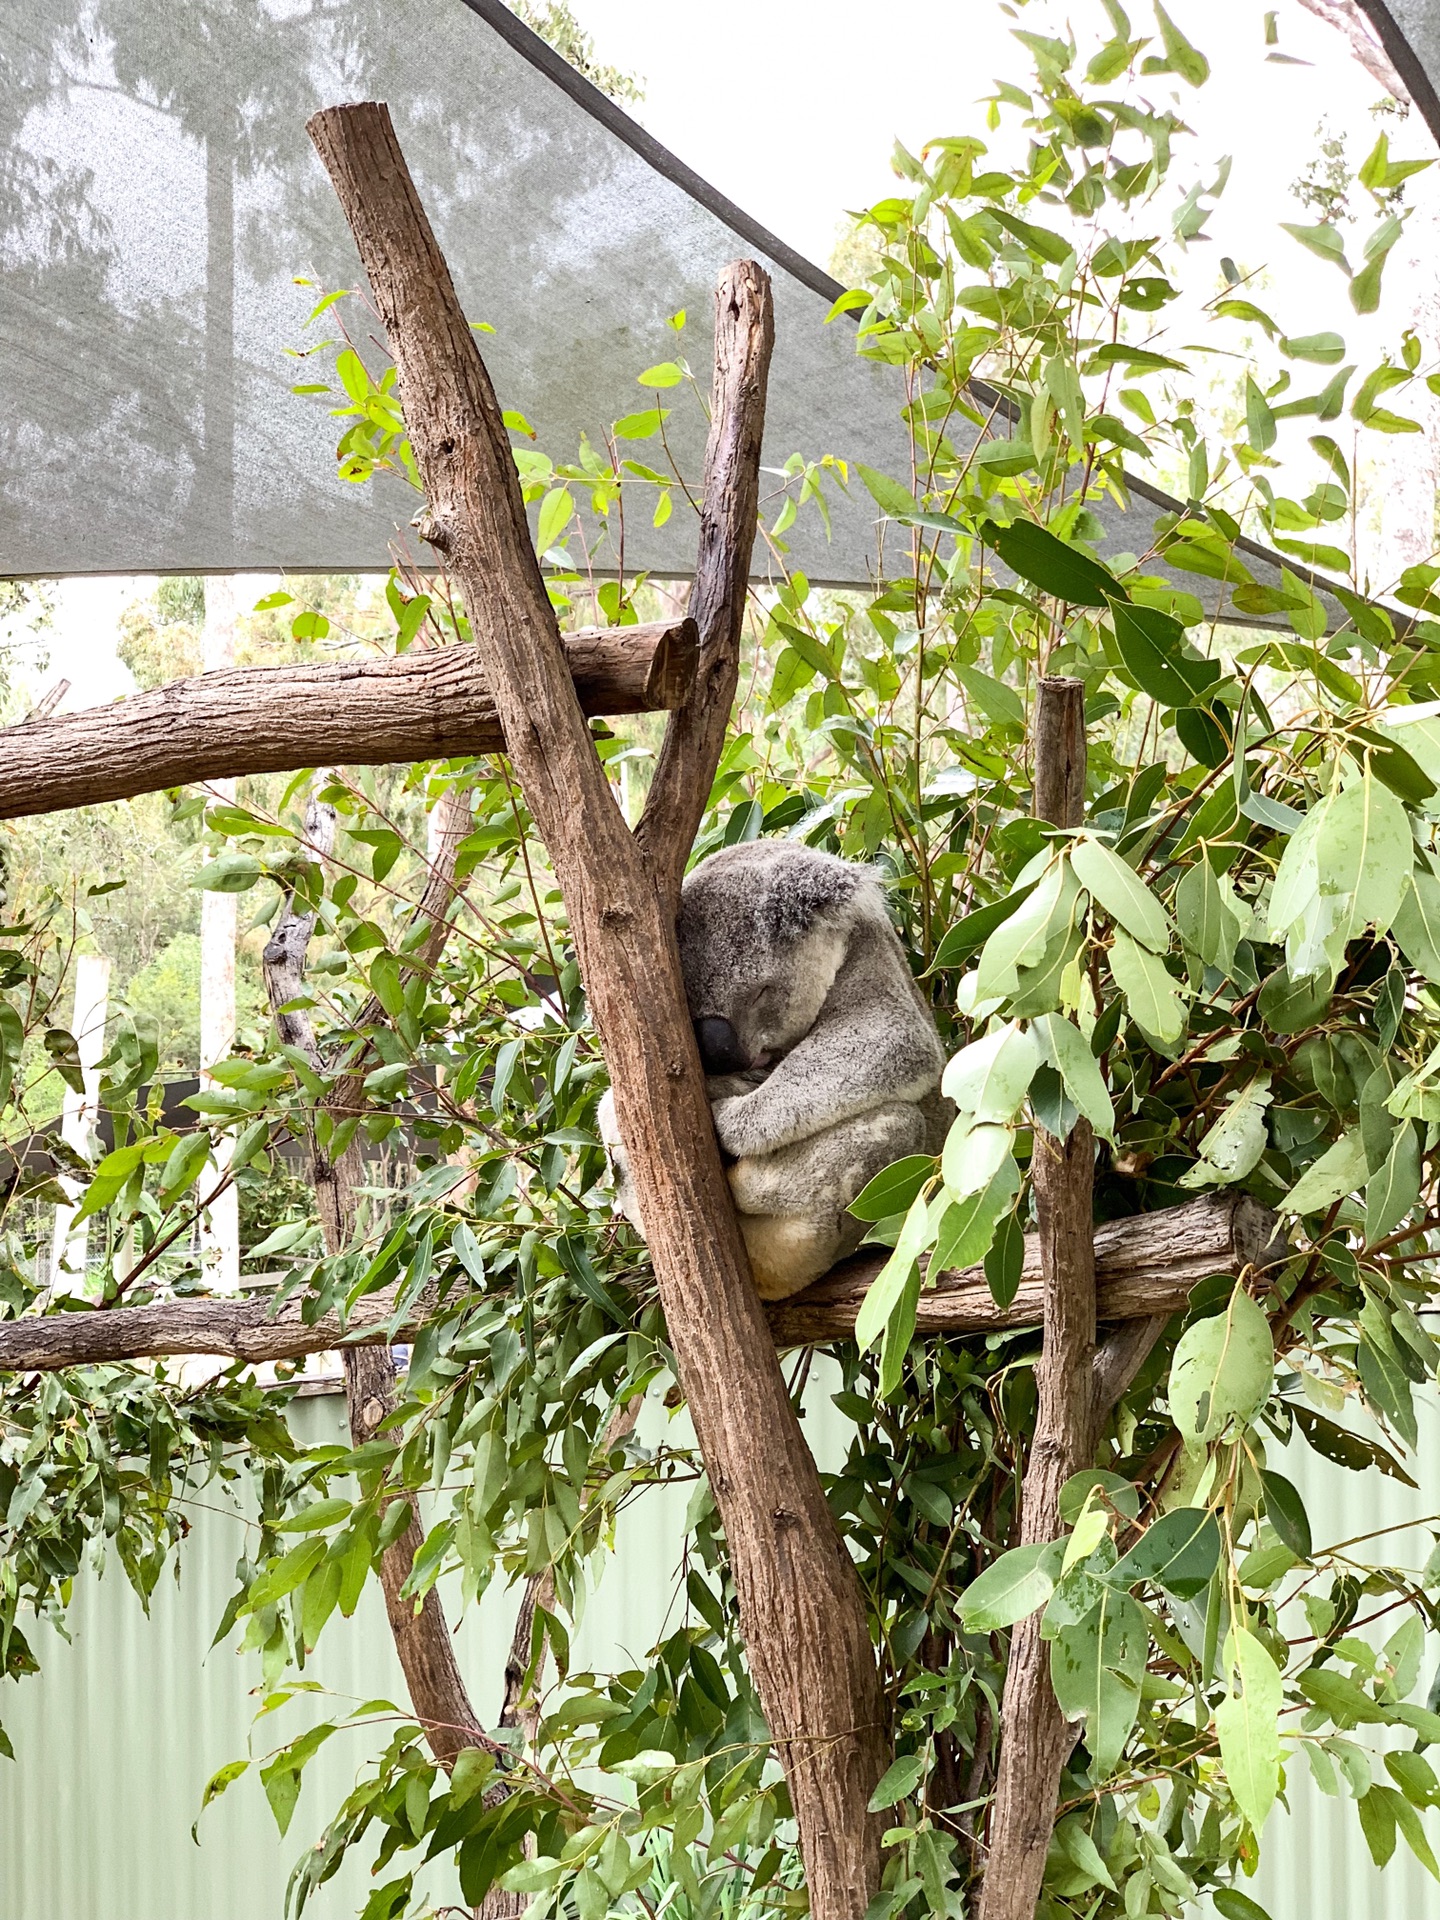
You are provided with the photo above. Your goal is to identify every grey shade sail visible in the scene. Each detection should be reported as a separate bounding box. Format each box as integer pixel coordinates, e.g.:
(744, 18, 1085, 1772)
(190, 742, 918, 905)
(1359, 0, 1440, 144)
(0, 0, 1346, 623)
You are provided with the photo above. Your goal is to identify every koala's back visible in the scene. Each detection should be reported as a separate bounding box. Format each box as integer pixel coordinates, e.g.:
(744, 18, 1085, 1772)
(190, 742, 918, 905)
(615, 840, 955, 1299)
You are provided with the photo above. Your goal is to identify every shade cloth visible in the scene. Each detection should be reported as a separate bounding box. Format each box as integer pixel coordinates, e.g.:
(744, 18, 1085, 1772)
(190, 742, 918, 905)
(0, 0, 1350, 622)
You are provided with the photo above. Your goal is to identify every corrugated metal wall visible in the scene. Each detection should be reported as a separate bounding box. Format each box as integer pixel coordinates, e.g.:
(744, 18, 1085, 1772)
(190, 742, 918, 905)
(0, 1390, 697, 1919)
(1, 1377, 1438, 1917)
(1245, 1388, 1440, 1920)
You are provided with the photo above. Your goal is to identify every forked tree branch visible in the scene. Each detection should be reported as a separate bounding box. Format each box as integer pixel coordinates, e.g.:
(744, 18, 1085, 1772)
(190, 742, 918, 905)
(634, 280, 771, 904)
(0, 620, 695, 820)
(305, 100, 888, 1914)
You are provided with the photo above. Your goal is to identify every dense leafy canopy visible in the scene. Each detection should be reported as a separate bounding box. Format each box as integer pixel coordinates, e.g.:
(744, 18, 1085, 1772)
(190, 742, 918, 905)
(6, 5, 1440, 1917)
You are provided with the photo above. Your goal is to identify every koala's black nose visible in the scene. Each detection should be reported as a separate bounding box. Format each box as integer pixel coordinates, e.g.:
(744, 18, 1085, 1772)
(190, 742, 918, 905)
(694, 1016, 746, 1074)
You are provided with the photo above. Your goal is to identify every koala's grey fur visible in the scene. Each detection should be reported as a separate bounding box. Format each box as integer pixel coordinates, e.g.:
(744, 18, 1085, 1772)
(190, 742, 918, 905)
(599, 842, 949, 1300)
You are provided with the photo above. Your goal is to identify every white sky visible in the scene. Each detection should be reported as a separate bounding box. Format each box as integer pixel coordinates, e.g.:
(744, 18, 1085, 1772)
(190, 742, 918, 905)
(20, 0, 1434, 701)
(569, 0, 1394, 268)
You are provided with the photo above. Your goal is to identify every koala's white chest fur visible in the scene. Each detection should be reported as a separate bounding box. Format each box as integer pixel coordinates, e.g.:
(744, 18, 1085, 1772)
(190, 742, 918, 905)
(600, 843, 950, 1301)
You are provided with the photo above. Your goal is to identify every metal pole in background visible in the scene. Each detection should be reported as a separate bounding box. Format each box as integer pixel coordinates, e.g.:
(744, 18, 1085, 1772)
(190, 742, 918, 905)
(199, 575, 240, 1291)
(50, 951, 112, 1293)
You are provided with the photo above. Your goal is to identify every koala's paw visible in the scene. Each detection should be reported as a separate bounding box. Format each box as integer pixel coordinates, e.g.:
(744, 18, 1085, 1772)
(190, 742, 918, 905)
(706, 1070, 767, 1103)
(710, 1093, 759, 1160)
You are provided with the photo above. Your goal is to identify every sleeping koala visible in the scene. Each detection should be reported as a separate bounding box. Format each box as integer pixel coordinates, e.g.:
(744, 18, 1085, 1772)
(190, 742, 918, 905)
(599, 842, 949, 1300)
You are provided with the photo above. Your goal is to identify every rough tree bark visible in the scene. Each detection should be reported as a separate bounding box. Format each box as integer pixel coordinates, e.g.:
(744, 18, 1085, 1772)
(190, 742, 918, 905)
(0, 1191, 1274, 1373)
(0, 620, 694, 820)
(306, 101, 889, 1913)
(770, 1191, 1276, 1344)
(978, 679, 1101, 1920)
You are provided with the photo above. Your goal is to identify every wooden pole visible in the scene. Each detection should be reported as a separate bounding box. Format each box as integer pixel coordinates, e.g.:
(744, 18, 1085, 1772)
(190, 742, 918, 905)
(978, 677, 1100, 1920)
(305, 102, 887, 1914)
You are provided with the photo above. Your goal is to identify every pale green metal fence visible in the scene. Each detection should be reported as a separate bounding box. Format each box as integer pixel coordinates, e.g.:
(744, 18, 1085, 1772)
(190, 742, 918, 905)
(1, 1378, 1438, 1918)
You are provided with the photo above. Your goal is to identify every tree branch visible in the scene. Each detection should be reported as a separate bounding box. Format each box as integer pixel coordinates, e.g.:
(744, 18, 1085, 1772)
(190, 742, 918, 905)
(1299, 0, 1409, 101)
(979, 678, 1098, 1920)
(0, 620, 695, 819)
(306, 100, 887, 1912)
(634, 265, 773, 904)
(0, 1194, 1274, 1373)
(768, 1192, 1276, 1344)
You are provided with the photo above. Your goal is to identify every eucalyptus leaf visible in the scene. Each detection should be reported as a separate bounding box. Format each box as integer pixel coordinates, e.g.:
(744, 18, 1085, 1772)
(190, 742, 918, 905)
(1107, 1507, 1221, 1600)
(984, 1207, 1025, 1309)
(1392, 869, 1440, 983)
(941, 1021, 1039, 1122)
(1071, 838, 1172, 952)
(1214, 1892, 1275, 1920)
(1313, 767, 1412, 945)
(931, 885, 1038, 970)
(854, 1192, 932, 1354)
(959, 1539, 1065, 1632)
(1282, 1128, 1368, 1215)
(1179, 1075, 1272, 1189)
(930, 1159, 1020, 1273)
(1364, 1121, 1421, 1246)
(849, 1155, 936, 1223)
(983, 518, 1119, 608)
(1259, 1470, 1313, 1560)
(1110, 599, 1213, 707)
(1168, 1285, 1274, 1447)
(1109, 929, 1187, 1044)
(974, 859, 1078, 1002)
(1050, 1587, 1147, 1774)
(1216, 1627, 1283, 1832)
(941, 1118, 1014, 1199)
(1175, 859, 1242, 973)
(1031, 1012, 1115, 1141)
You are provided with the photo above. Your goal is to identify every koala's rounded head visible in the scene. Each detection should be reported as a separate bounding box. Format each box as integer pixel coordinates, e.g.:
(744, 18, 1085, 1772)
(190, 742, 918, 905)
(678, 843, 874, 1072)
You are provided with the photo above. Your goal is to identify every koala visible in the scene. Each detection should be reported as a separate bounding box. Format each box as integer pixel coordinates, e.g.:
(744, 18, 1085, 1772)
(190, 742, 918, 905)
(599, 842, 949, 1300)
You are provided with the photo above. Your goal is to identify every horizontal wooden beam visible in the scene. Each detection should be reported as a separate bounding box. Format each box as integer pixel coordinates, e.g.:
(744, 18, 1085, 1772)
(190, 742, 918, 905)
(0, 619, 697, 819)
(0, 1194, 1277, 1375)
(767, 1191, 1279, 1345)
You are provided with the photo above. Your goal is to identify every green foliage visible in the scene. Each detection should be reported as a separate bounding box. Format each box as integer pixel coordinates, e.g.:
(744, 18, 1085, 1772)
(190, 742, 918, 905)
(10, 5, 1440, 1916)
(505, 0, 644, 106)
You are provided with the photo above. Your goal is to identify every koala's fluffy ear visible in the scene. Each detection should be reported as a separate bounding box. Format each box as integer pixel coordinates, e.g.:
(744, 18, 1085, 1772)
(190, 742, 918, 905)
(745, 845, 870, 949)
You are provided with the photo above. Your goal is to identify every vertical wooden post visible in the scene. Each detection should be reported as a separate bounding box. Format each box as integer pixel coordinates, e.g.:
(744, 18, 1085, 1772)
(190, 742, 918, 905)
(978, 678, 1098, 1920)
